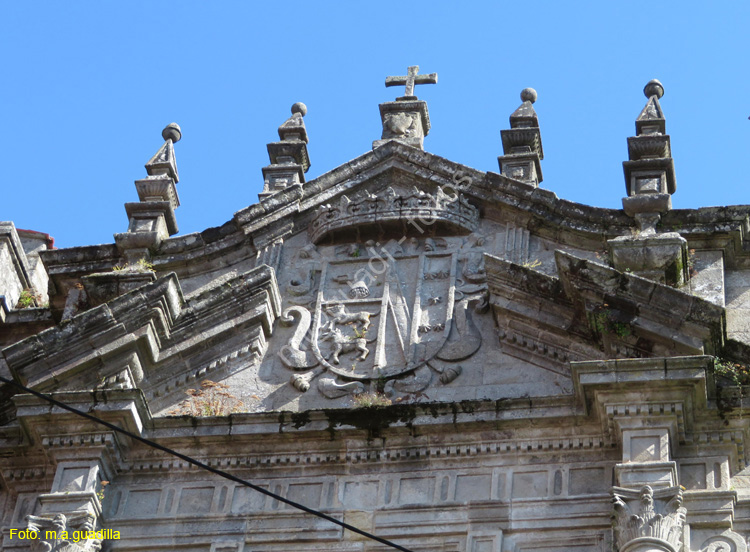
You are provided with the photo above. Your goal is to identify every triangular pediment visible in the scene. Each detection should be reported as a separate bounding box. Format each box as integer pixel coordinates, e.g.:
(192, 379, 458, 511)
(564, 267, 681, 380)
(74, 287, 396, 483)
(3, 266, 282, 415)
(486, 250, 726, 364)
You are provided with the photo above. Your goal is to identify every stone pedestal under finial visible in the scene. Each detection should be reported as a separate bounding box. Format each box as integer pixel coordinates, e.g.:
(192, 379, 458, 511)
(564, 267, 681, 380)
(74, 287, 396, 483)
(498, 88, 544, 187)
(115, 123, 182, 264)
(373, 65, 437, 150)
(260, 102, 310, 199)
(609, 80, 688, 286)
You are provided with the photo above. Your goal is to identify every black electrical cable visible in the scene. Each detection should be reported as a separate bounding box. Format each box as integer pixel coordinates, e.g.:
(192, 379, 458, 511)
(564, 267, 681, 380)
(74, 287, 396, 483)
(0, 375, 415, 552)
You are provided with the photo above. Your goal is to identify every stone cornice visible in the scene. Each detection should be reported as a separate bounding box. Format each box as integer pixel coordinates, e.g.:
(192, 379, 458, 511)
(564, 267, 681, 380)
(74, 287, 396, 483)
(32, 143, 750, 325)
(487, 251, 726, 363)
(4, 273, 184, 391)
(2, 265, 281, 407)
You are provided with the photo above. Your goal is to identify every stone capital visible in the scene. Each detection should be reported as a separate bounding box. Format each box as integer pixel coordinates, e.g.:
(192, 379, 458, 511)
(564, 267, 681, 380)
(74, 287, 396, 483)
(612, 485, 686, 552)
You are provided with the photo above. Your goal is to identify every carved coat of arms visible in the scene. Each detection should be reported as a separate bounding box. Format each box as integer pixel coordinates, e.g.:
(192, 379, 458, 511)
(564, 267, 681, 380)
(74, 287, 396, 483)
(279, 236, 488, 398)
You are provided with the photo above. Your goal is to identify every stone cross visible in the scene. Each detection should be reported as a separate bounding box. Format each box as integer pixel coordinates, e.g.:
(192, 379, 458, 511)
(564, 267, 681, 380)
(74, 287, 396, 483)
(385, 65, 437, 98)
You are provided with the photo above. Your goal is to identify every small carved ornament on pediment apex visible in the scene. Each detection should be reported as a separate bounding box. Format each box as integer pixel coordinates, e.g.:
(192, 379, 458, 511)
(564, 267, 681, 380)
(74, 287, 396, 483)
(383, 112, 419, 138)
(277, 235, 488, 398)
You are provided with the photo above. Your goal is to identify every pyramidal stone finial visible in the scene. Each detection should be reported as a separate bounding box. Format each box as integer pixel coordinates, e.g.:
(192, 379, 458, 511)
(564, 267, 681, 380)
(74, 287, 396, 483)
(636, 80, 666, 136)
(146, 123, 182, 183)
(374, 65, 437, 150)
(115, 124, 182, 262)
(260, 103, 311, 199)
(609, 80, 688, 287)
(277, 102, 309, 144)
(497, 88, 544, 187)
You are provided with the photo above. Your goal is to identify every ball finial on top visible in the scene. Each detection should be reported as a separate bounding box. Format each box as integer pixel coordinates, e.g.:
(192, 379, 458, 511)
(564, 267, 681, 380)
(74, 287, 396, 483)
(162, 123, 182, 143)
(291, 102, 307, 117)
(520, 88, 538, 104)
(643, 79, 664, 99)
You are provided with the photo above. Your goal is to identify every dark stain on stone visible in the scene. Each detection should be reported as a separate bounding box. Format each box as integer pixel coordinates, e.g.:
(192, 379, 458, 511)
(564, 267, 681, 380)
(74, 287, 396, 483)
(323, 403, 419, 440)
(291, 411, 310, 429)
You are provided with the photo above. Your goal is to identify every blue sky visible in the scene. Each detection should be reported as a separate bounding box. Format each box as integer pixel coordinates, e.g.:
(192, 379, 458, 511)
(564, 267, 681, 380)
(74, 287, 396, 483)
(1, 2, 748, 248)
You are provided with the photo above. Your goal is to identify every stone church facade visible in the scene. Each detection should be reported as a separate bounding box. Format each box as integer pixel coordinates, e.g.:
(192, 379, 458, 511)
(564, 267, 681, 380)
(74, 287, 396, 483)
(2, 68, 750, 552)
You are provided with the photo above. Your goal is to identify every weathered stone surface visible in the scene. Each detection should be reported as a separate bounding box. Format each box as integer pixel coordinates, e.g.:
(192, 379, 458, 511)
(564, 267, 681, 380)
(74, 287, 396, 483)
(4, 74, 750, 552)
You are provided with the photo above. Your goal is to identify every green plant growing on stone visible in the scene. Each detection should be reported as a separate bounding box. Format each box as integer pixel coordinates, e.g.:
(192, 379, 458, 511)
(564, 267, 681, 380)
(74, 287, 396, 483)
(521, 259, 542, 269)
(714, 358, 750, 386)
(96, 480, 109, 503)
(591, 304, 632, 339)
(351, 392, 392, 408)
(112, 258, 155, 273)
(16, 288, 38, 309)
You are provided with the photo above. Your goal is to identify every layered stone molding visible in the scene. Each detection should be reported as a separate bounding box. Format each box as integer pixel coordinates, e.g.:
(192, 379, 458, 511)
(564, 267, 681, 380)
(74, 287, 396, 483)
(3, 74, 750, 552)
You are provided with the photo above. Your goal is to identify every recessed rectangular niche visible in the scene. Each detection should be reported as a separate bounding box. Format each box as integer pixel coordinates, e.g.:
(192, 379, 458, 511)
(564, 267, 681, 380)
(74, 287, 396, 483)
(511, 471, 547, 499)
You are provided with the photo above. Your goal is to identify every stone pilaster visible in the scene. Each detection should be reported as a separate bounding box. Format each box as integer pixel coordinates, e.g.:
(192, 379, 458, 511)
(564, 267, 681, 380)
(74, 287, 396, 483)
(12, 390, 145, 552)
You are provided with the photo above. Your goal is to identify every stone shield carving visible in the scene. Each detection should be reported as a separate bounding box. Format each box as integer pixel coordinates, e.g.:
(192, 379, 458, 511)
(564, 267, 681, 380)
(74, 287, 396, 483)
(310, 250, 458, 381)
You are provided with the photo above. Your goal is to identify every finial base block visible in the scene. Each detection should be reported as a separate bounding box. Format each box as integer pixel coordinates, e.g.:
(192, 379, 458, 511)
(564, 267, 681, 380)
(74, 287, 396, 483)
(498, 152, 542, 187)
(374, 100, 431, 151)
(260, 164, 305, 199)
(608, 233, 689, 287)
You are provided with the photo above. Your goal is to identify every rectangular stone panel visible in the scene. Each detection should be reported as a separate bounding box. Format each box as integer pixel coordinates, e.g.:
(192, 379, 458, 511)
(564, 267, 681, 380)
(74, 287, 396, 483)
(286, 483, 323, 509)
(231, 485, 268, 513)
(398, 477, 434, 505)
(467, 531, 501, 552)
(455, 474, 492, 502)
(569, 467, 609, 495)
(630, 436, 659, 462)
(177, 486, 214, 514)
(342, 481, 379, 509)
(511, 471, 547, 499)
(680, 463, 707, 490)
(121, 489, 161, 518)
(57, 467, 90, 492)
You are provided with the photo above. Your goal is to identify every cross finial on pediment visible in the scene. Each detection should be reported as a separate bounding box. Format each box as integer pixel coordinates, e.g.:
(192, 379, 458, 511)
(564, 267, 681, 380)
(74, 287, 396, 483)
(385, 65, 437, 99)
